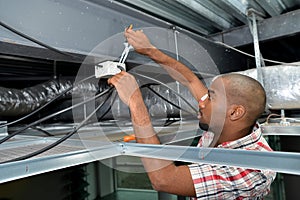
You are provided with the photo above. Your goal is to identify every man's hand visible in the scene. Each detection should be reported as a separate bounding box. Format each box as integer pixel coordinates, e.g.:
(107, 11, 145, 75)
(107, 71, 142, 107)
(124, 28, 156, 56)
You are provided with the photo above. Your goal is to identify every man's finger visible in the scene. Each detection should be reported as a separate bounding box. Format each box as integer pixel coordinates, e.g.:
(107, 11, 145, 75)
(107, 71, 126, 85)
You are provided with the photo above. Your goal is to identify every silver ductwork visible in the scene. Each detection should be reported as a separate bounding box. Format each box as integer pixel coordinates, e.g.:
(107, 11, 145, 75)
(0, 80, 99, 117)
(0, 78, 194, 120)
(0, 80, 73, 116)
(236, 64, 300, 110)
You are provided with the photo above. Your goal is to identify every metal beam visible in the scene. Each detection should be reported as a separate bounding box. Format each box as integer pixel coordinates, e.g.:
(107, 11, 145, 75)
(208, 9, 300, 47)
(213, 0, 248, 24)
(2, 123, 300, 185)
(174, 0, 233, 30)
(116, 0, 210, 35)
(254, 0, 285, 16)
(124, 143, 300, 175)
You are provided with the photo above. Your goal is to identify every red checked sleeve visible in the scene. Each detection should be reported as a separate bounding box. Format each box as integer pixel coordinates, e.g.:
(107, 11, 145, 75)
(188, 163, 274, 199)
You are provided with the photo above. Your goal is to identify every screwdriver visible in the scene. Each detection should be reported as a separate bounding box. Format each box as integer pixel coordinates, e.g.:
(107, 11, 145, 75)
(123, 134, 136, 142)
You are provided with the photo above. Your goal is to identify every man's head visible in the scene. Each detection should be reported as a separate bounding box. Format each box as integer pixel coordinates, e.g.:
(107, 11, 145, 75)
(198, 73, 266, 138)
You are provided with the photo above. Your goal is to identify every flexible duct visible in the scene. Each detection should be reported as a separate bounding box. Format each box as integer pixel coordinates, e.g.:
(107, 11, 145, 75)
(0, 77, 196, 120)
(1, 64, 298, 119)
(0, 80, 98, 117)
(71, 82, 197, 122)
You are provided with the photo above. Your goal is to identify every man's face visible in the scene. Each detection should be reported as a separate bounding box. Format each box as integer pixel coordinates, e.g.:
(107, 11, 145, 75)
(198, 77, 227, 133)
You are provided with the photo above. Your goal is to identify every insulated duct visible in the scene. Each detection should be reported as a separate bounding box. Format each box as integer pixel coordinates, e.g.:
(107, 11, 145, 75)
(0, 80, 97, 117)
(236, 64, 300, 110)
(0, 78, 196, 120)
(1, 64, 298, 119)
(105, 84, 197, 120)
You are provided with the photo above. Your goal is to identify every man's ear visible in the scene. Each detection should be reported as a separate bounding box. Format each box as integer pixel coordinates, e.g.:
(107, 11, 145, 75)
(228, 104, 246, 121)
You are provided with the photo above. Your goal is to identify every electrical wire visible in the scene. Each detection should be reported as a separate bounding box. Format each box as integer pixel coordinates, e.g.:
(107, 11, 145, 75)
(72, 89, 118, 129)
(131, 71, 198, 114)
(0, 87, 114, 164)
(214, 41, 300, 66)
(144, 84, 195, 115)
(0, 87, 112, 144)
(97, 90, 117, 120)
(0, 20, 207, 161)
(29, 126, 54, 137)
(0, 75, 199, 162)
(1, 17, 298, 70)
(0, 20, 79, 59)
(24, 89, 118, 139)
(0, 73, 196, 144)
(0, 75, 95, 129)
(265, 113, 281, 124)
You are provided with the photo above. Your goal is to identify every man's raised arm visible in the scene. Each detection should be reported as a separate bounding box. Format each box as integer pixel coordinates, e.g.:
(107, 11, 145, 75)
(108, 71, 196, 197)
(125, 28, 207, 101)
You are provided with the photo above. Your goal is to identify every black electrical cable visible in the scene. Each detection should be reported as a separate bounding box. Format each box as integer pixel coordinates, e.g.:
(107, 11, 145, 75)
(163, 119, 180, 127)
(0, 74, 200, 163)
(0, 20, 79, 59)
(29, 126, 54, 137)
(0, 87, 111, 144)
(131, 71, 198, 114)
(0, 71, 199, 162)
(65, 88, 118, 130)
(97, 90, 117, 120)
(0, 87, 114, 164)
(0, 72, 197, 145)
(1, 87, 115, 163)
(144, 84, 195, 115)
(0, 75, 95, 129)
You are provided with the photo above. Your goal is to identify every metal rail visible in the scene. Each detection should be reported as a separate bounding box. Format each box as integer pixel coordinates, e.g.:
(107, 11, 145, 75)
(1, 122, 300, 184)
(123, 143, 300, 175)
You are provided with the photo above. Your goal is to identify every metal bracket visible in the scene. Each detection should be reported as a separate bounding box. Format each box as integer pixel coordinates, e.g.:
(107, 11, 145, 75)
(247, 8, 264, 86)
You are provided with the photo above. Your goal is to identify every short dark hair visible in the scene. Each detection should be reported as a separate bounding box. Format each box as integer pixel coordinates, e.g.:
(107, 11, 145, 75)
(221, 73, 266, 124)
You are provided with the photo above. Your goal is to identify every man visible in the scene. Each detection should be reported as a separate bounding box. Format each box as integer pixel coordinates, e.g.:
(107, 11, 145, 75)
(108, 28, 276, 199)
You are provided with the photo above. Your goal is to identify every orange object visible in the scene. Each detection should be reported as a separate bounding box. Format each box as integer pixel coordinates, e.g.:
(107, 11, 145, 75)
(123, 134, 136, 142)
(127, 24, 133, 30)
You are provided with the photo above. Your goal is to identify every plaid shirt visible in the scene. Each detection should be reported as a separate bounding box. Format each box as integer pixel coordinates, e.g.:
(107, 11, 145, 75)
(189, 123, 276, 200)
